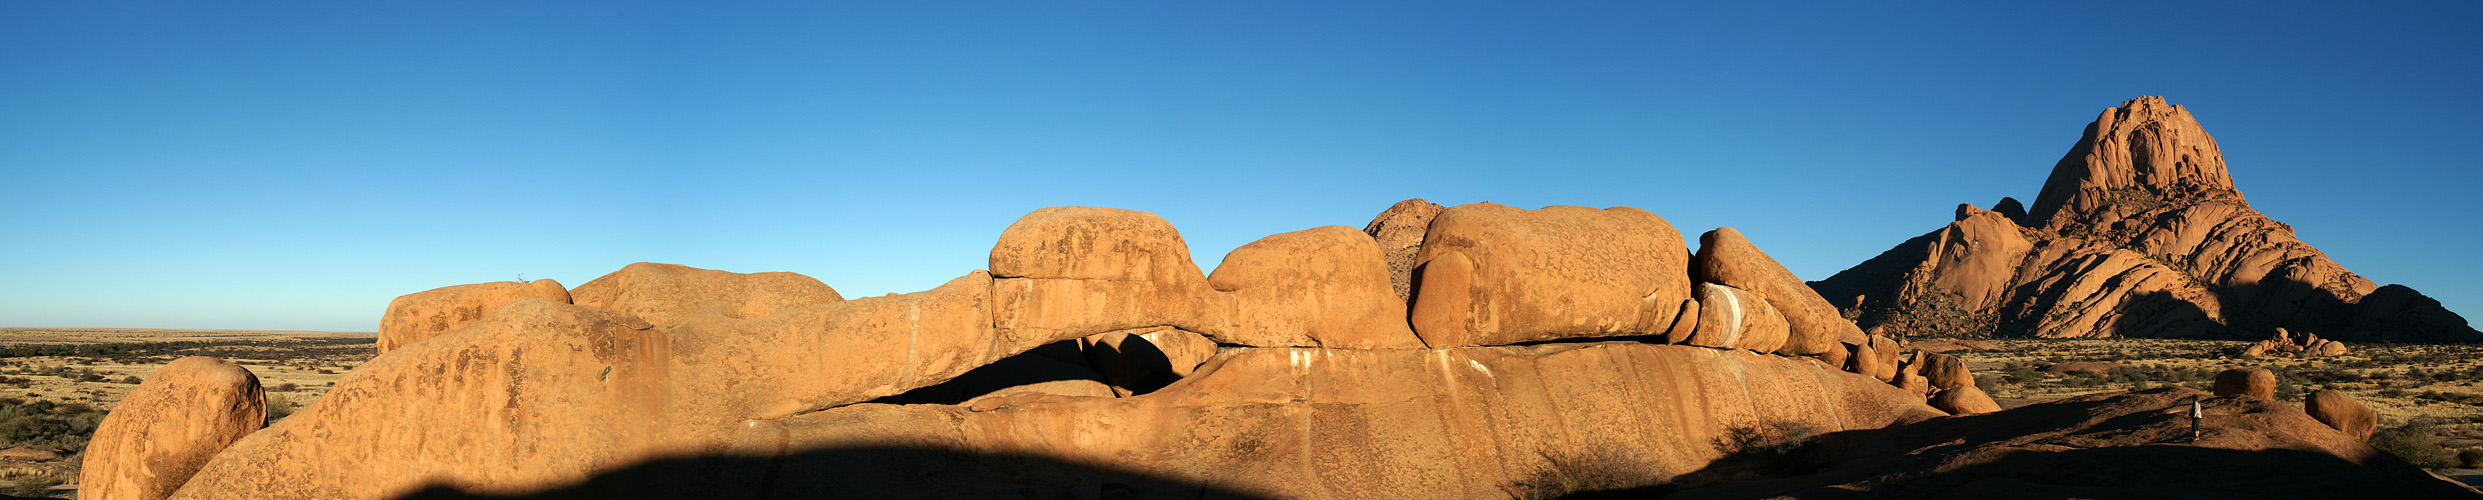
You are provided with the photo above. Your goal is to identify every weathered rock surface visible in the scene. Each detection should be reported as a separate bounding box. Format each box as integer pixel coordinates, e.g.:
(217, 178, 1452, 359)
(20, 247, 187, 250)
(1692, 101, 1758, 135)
(1813, 96, 2478, 341)
(2306, 389, 2378, 441)
(1696, 227, 1864, 356)
(2213, 367, 2278, 400)
(1664, 387, 2476, 499)
(1409, 203, 1692, 347)
(83, 357, 267, 500)
(570, 262, 843, 328)
(376, 279, 570, 353)
(1361, 198, 1446, 301)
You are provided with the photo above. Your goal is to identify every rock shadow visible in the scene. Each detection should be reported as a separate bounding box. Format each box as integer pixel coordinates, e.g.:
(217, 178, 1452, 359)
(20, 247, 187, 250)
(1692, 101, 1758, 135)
(2107, 289, 2236, 339)
(394, 445, 1278, 500)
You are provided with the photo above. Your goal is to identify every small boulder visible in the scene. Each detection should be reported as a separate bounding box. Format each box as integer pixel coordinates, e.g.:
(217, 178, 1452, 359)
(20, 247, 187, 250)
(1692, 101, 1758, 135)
(2304, 389, 2377, 440)
(2212, 368, 2278, 400)
(1683, 283, 1789, 353)
(1929, 386, 2002, 415)
(2314, 340, 2350, 357)
(81, 357, 267, 500)
(377, 279, 571, 353)
(1658, 298, 1700, 345)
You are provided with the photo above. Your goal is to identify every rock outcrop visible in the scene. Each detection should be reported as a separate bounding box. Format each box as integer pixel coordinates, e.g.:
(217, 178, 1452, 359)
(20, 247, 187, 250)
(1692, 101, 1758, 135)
(376, 279, 570, 353)
(1814, 97, 2478, 341)
(82, 357, 267, 500)
(126, 203, 2008, 499)
(2242, 327, 2352, 358)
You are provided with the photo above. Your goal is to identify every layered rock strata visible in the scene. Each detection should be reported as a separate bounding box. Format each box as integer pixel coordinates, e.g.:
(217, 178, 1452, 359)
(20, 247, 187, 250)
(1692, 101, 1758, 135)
(1814, 96, 2478, 341)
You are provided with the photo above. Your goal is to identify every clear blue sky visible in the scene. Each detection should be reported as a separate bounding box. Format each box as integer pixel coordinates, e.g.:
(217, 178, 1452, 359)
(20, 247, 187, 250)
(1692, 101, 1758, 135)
(3, 2, 2476, 332)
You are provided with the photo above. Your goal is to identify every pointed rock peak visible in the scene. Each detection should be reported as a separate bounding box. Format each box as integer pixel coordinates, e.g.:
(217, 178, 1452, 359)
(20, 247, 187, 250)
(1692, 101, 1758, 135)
(2027, 96, 2239, 228)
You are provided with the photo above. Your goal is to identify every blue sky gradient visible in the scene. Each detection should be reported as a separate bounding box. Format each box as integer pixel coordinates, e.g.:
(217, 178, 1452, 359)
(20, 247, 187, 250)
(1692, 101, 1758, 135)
(3, 2, 2476, 332)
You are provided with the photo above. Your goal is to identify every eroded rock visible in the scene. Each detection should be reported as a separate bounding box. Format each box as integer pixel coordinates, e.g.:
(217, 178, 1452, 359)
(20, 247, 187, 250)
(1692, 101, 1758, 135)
(377, 279, 570, 353)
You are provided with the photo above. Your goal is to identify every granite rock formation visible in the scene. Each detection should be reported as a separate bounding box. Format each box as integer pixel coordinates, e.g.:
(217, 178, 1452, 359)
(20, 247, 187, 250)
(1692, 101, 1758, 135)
(93, 198, 2463, 499)
(92, 202, 1998, 500)
(1814, 96, 2478, 341)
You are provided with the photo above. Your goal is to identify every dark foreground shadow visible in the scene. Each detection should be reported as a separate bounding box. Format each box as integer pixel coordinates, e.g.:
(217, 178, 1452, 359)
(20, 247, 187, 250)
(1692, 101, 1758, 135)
(396, 445, 1276, 500)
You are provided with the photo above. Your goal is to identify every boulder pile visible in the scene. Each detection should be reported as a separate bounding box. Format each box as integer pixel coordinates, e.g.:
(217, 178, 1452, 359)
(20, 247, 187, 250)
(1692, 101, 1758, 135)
(92, 201, 1973, 500)
(2242, 327, 2353, 358)
(1812, 97, 2479, 342)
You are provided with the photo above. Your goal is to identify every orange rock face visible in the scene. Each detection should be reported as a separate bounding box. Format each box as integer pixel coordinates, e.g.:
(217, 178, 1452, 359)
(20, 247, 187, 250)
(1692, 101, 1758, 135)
(1408, 203, 1692, 347)
(82, 357, 267, 500)
(376, 279, 570, 353)
(1814, 96, 2478, 341)
(1694, 227, 1862, 356)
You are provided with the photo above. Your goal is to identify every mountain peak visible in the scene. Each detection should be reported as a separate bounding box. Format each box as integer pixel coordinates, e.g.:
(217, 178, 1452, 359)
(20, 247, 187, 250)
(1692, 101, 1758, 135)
(2026, 96, 2238, 229)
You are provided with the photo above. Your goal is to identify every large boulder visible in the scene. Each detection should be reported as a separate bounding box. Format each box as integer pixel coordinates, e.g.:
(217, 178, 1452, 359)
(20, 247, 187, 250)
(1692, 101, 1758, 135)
(376, 279, 570, 353)
(1694, 227, 1864, 356)
(1407, 203, 1691, 347)
(1916, 352, 1972, 390)
(570, 262, 843, 328)
(986, 207, 1218, 345)
(2213, 368, 2278, 400)
(1201, 225, 1423, 348)
(2305, 389, 2377, 440)
(1681, 283, 1789, 353)
(1361, 198, 1447, 301)
(82, 357, 267, 500)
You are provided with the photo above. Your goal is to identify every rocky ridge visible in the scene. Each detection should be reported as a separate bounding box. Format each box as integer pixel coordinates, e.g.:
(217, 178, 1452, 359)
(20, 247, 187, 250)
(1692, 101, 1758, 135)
(1813, 96, 2479, 342)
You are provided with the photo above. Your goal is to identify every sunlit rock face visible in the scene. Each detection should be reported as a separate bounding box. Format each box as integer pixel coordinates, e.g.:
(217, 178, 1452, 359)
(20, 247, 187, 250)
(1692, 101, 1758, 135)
(1814, 96, 2478, 342)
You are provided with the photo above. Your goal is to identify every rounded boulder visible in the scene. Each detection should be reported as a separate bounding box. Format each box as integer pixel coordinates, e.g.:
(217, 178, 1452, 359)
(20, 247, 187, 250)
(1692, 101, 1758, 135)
(2212, 368, 2278, 400)
(81, 357, 267, 500)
